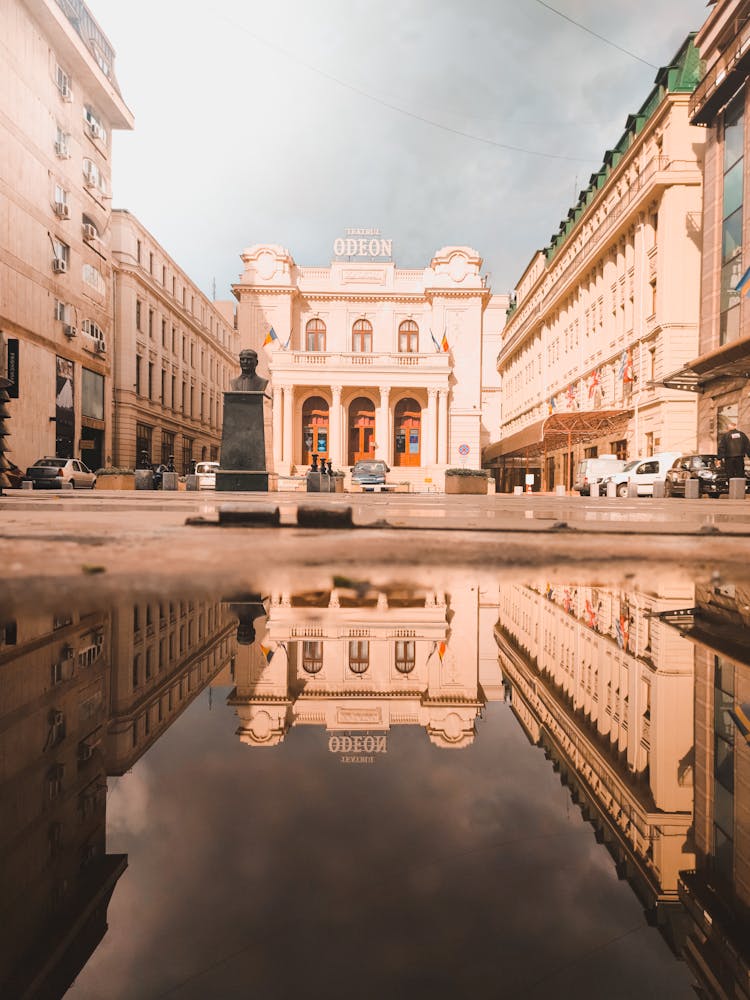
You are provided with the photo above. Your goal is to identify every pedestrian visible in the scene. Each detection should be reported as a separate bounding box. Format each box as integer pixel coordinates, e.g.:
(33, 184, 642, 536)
(718, 420, 750, 480)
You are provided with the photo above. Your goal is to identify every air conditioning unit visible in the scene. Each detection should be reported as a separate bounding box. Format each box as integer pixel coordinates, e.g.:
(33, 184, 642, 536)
(83, 168, 96, 188)
(82, 223, 97, 241)
(94, 340, 106, 354)
(51, 709, 64, 726)
(63, 323, 77, 338)
(54, 140, 69, 158)
(87, 121, 103, 140)
(59, 81, 72, 102)
(54, 201, 70, 219)
(52, 257, 67, 274)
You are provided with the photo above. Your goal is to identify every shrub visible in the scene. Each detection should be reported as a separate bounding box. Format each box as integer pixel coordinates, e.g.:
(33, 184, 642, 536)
(95, 467, 135, 476)
(445, 467, 490, 478)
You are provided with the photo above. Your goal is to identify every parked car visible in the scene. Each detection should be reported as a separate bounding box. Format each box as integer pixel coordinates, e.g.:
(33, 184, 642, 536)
(195, 461, 220, 489)
(574, 455, 625, 495)
(663, 454, 738, 498)
(351, 460, 389, 489)
(602, 452, 682, 497)
(24, 457, 97, 489)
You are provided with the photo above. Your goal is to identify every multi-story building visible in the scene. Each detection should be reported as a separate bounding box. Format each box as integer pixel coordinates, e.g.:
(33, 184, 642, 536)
(227, 582, 504, 751)
(232, 236, 507, 489)
(496, 581, 695, 940)
(669, 1, 750, 451)
(0, 0, 133, 473)
(0, 606, 126, 998)
(486, 37, 704, 492)
(110, 211, 240, 474)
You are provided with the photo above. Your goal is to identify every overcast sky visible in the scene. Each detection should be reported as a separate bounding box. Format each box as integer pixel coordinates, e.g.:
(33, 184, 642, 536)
(87, 0, 710, 300)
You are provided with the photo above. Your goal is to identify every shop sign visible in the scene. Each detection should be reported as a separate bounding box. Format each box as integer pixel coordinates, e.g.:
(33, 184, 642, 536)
(328, 732, 387, 764)
(333, 228, 392, 259)
(6, 339, 19, 398)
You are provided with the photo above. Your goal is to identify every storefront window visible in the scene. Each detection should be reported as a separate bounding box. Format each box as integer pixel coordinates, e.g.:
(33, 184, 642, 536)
(720, 93, 745, 345)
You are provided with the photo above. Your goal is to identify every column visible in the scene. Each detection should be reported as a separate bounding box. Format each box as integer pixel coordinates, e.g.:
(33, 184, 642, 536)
(272, 386, 282, 470)
(282, 386, 293, 470)
(377, 386, 391, 464)
(425, 388, 438, 467)
(437, 389, 449, 464)
(330, 385, 342, 466)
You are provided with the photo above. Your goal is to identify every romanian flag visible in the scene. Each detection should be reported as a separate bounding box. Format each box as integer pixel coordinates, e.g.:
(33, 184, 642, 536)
(440, 330, 449, 353)
(729, 702, 750, 744)
(588, 368, 600, 399)
(734, 267, 750, 297)
(438, 640, 447, 662)
(430, 329, 442, 353)
(585, 599, 598, 630)
(263, 326, 279, 347)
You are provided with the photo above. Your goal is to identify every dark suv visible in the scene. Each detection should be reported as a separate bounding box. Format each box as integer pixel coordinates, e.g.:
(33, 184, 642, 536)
(664, 454, 731, 498)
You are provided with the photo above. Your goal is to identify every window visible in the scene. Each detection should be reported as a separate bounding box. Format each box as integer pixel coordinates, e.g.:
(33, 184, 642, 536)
(54, 123, 71, 158)
(395, 640, 415, 673)
(182, 437, 193, 476)
(352, 319, 372, 353)
(610, 439, 627, 460)
(135, 355, 142, 396)
(55, 64, 72, 100)
(54, 299, 68, 322)
(161, 368, 166, 403)
(348, 640, 369, 674)
(136, 422, 152, 461)
(398, 320, 419, 353)
(132, 654, 140, 689)
(52, 237, 69, 268)
(161, 430, 175, 467)
(83, 105, 106, 142)
(721, 94, 745, 346)
(135, 299, 142, 331)
(302, 640, 323, 673)
(162, 319, 167, 346)
(148, 309, 154, 338)
(53, 183, 69, 215)
(137, 240, 142, 264)
(82, 264, 105, 295)
(82, 158, 106, 195)
(149, 252, 154, 275)
(148, 362, 153, 400)
(82, 368, 104, 420)
(306, 318, 326, 352)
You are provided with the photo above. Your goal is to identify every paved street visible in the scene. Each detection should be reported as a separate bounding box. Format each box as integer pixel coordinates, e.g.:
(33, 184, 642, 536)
(2, 489, 750, 609)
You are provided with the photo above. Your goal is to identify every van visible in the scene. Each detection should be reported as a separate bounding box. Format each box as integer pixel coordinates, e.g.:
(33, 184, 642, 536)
(195, 461, 219, 489)
(603, 452, 682, 497)
(574, 455, 625, 495)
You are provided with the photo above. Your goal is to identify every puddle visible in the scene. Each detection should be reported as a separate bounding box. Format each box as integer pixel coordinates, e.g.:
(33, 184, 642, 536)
(1, 571, 747, 998)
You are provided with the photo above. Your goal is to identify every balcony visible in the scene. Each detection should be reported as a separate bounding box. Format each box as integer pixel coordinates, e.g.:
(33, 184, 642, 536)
(690, 17, 750, 125)
(270, 350, 451, 382)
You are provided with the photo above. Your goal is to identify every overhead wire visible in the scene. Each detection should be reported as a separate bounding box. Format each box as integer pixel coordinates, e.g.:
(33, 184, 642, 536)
(533, 0, 658, 69)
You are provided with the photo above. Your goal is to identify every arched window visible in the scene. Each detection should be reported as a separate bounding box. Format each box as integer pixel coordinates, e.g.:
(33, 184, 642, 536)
(302, 395, 329, 463)
(352, 319, 372, 353)
(398, 319, 419, 353)
(306, 318, 326, 352)
(302, 640, 323, 674)
(348, 640, 369, 674)
(395, 640, 415, 674)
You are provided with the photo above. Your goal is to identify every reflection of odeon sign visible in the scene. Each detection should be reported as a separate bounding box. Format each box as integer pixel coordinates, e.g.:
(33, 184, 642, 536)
(333, 229, 392, 259)
(328, 734, 387, 754)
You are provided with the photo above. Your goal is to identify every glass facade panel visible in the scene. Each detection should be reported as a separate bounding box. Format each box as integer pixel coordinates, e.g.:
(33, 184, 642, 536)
(723, 93, 745, 170)
(722, 208, 742, 262)
(723, 159, 744, 218)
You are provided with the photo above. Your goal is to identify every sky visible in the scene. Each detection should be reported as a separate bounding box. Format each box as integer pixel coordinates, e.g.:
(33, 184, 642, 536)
(86, 0, 710, 301)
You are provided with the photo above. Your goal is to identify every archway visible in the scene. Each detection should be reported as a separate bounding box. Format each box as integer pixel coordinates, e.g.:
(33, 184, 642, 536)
(301, 395, 329, 464)
(394, 397, 421, 467)
(348, 396, 375, 464)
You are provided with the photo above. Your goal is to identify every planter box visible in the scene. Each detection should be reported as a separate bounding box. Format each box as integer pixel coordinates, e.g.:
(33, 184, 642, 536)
(95, 474, 135, 491)
(445, 476, 488, 495)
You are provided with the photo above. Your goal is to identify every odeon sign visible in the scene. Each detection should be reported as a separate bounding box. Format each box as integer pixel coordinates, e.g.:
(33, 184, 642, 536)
(328, 734, 387, 754)
(333, 228, 392, 259)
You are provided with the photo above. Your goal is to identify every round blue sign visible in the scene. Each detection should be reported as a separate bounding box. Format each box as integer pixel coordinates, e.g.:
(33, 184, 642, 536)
(458, 444, 470, 456)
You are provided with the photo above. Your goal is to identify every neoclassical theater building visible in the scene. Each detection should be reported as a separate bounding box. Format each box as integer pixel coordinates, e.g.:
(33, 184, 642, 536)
(231, 236, 508, 487)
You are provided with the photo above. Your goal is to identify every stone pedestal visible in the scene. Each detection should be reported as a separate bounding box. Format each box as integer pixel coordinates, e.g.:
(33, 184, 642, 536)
(627, 481, 639, 498)
(135, 470, 153, 490)
(589, 483, 599, 498)
(685, 479, 700, 499)
(729, 477, 746, 500)
(162, 472, 179, 491)
(652, 480, 665, 498)
(606, 481, 617, 498)
(216, 391, 269, 493)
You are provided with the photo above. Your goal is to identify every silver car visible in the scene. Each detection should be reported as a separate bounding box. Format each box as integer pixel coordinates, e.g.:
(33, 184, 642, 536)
(25, 457, 97, 489)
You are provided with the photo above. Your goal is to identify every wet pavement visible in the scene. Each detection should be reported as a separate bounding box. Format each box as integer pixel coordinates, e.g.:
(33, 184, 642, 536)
(1, 493, 749, 998)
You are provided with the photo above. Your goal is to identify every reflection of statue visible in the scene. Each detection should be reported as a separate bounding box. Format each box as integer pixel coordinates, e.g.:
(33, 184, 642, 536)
(229, 598, 267, 646)
(231, 349, 268, 393)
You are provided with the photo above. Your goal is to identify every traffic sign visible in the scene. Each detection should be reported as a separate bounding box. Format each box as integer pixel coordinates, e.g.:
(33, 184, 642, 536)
(458, 443, 470, 456)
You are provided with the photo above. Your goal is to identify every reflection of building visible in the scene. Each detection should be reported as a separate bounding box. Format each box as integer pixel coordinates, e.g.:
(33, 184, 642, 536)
(110, 211, 240, 474)
(107, 598, 236, 773)
(487, 37, 703, 492)
(0, 0, 133, 472)
(496, 582, 695, 940)
(669, 3, 750, 451)
(232, 241, 508, 487)
(0, 607, 126, 998)
(229, 585, 504, 750)
(662, 583, 750, 998)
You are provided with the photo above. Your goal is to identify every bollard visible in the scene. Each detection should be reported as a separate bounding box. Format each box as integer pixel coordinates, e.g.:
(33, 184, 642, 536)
(555, 484, 566, 496)
(185, 474, 199, 491)
(685, 479, 700, 499)
(162, 471, 179, 491)
(729, 477, 746, 500)
(61, 481, 74, 491)
(606, 481, 617, 498)
(627, 480, 639, 498)
(135, 469, 154, 491)
(21, 480, 33, 491)
(306, 471, 322, 493)
(589, 483, 599, 498)
(513, 486, 523, 496)
(652, 480, 665, 498)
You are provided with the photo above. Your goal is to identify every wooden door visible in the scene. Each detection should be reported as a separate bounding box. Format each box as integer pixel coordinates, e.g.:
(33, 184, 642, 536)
(348, 397, 375, 464)
(394, 398, 421, 467)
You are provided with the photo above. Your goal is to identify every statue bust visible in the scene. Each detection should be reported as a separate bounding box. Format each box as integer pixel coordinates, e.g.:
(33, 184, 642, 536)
(231, 349, 269, 392)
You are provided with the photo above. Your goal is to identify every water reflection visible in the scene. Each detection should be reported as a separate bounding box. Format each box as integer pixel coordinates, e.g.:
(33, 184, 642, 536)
(0, 577, 746, 997)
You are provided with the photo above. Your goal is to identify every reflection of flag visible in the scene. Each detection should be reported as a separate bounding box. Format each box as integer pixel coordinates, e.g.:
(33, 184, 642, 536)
(729, 703, 750, 743)
(585, 599, 598, 629)
(548, 395, 557, 415)
(615, 616, 629, 650)
(544, 582, 554, 601)
(588, 369, 600, 399)
(260, 644, 274, 663)
(563, 588, 572, 614)
(566, 384, 578, 409)
(429, 640, 447, 663)
(735, 267, 750, 297)
(263, 327, 278, 347)
(438, 640, 446, 662)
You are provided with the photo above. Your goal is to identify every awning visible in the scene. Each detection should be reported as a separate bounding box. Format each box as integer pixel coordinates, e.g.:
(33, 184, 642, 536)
(483, 409, 631, 463)
(662, 334, 750, 393)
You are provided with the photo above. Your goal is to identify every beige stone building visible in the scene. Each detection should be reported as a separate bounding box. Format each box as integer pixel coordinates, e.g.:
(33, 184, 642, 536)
(496, 580, 695, 934)
(110, 211, 240, 474)
(669, 1, 750, 453)
(232, 238, 507, 490)
(0, 0, 133, 473)
(486, 37, 705, 492)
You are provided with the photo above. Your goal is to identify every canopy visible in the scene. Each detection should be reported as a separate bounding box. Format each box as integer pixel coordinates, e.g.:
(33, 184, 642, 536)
(483, 409, 631, 463)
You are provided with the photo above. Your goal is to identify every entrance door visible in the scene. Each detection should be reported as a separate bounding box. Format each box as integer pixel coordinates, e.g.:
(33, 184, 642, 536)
(348, 397, 375, 464)
(394, 397, 421, 467)
(80, 427, 104, 472)
(302, 395, 329, 464)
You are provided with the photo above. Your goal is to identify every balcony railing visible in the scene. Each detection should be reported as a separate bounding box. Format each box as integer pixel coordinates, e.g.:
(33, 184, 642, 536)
(274, 351, 450, 369)
(689, 17, 750, 124)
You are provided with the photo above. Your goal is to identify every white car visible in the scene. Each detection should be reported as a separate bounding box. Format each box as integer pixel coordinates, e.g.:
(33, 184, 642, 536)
(24, 457, 97, 489)
(603, 452, 682, 497)
(195, 461, 219, 489)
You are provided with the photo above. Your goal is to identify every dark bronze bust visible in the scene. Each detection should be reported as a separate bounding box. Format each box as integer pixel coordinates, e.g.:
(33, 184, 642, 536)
(231, 349, 268, 392)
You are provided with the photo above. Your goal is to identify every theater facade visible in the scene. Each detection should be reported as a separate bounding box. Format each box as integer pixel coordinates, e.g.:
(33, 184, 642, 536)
(232, 236, 507, 487)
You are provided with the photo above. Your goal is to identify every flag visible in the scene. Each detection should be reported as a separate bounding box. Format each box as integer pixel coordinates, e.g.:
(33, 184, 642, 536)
(623, 349, 633, 383)
(548, 395, 557, 414)
(588, 368, 600, 399)
(260, 644, 274, 663)
(735, 266, 750, 297)
(440, 330, 449, 353)
(283, 331, 292, 350)
(438, 640, 446, 662)
(729, 702, 750, 744)
(565, 383, 578, 409)
(263, 326, 278, 347)
(430, 329, 442, 353)
(618, 350, 627, 380)
(544, 582, 554, 601)
(585, 599, 598, 630)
